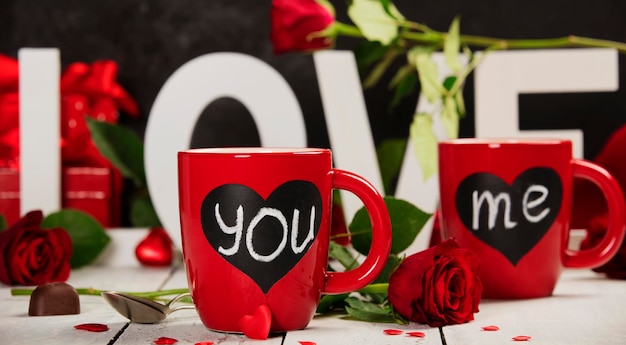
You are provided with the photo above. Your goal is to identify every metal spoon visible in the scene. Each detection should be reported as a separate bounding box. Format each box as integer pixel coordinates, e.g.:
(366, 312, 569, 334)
(101, 291, 194, 324)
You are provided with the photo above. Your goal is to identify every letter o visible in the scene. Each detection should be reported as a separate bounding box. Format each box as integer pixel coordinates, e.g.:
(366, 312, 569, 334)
(144, 52, 306, 248)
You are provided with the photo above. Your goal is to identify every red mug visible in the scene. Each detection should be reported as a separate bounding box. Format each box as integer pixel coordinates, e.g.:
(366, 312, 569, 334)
(438, 139, 626, 299)
(178, 148, 392, 332)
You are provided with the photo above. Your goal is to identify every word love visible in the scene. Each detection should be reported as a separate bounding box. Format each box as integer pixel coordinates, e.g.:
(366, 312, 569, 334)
(201, 181, 322, 293)
(17, 49, 616, 249)
(455, 168, 563, 265)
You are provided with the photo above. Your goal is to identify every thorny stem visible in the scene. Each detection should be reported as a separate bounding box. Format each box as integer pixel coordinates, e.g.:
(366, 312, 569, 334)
(11, 287, 190, 300)
(335, 22, 626, 53)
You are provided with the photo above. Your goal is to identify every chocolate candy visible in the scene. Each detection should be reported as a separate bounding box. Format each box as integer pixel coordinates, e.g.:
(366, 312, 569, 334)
(28, 282, 80, 316)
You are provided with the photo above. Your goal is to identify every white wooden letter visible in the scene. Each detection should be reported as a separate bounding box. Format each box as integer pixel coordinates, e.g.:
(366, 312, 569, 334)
(18, 48, 61, 216)
(145, 52, 306, 248)
(313, 51, 383, 219)
(474, 48, 619, 158)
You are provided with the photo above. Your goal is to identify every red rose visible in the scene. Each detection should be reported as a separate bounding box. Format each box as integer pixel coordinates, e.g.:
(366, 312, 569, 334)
(388, 239, 482, 327)
(580, 214, 626, 279)
(0, 210, 72, 286)
(270, 0, 335, 54)
(575, 124, 626, 279)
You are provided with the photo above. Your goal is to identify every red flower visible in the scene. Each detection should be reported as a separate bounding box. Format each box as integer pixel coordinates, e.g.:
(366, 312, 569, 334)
(0, 54, 139, 168)
(0, 210, 72, 285)
(270, 0, 335, 54)
(575, 124, 626, 279)
(388, 239, 482, 327)
(0, 55, 19, 167)
(60, 60, 139, 167)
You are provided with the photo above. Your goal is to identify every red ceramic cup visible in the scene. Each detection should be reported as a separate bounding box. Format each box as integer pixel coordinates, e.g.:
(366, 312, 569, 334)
(178, 148, 392, 332)
(438, 139, 626, 299)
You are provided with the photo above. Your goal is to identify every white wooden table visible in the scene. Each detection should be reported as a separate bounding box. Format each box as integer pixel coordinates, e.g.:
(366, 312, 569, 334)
(1, 230, 625, 345)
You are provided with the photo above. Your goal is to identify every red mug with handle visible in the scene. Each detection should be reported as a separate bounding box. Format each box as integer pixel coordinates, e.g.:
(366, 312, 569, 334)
(438, 139, 626, 299)
(178, 148, 392, 332)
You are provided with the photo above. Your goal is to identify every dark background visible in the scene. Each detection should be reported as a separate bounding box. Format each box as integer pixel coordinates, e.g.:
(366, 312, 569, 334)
(1, 0, 625, 159)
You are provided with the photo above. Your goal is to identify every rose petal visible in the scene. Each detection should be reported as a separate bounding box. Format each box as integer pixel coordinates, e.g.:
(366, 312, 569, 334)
(298, 342, 317, 345)
(194, 342, 214, 345)
(406, 331, 426, 338)
(74, 323, 109, 332)
(512, 335, 532, 341)
(482, 325, 500, 331)
(383, 329, 404, 335)
(154, 337, 178, 345)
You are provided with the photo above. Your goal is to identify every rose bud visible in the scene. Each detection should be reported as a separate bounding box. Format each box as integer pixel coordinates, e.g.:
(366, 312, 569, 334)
(0, 210, 72, 286)
(270, 0, 335, 54)
(388, 238, 482, 327)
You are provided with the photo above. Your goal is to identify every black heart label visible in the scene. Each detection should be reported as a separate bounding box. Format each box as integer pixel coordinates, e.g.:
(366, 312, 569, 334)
(455, 167, 563, 265)
(200, 181, 322, 293)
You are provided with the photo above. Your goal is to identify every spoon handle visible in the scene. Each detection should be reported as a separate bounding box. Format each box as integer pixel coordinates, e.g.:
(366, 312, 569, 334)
(166, 292, 195, 313)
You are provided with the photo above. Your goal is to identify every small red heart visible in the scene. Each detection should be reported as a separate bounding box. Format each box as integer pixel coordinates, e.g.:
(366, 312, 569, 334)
(238, 304, 272, 340)
(135, 227, 173, 266)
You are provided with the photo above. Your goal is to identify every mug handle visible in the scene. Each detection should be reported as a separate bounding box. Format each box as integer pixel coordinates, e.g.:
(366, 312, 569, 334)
(323, 169, 392, 294)
(564, 159, 626, 268)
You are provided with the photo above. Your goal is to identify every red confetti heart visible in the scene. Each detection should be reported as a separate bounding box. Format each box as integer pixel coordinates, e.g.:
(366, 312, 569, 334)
(406, 331, 426, 338)
(135, 227, 173, 266)
(482, 325, 500, 331)
(239, 304, 272, 340)
(194, 342, 214, 345)
(153, 337, 178, 344)
(512, 335, 532, 341)
(73, 323, 109, 332)
(298, 342, 317, 345)
(383, 329, 403, 335)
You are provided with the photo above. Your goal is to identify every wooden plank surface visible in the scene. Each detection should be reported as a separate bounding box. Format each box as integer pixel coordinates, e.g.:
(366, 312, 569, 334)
(0, 266, 173, 345)
(441, 269, 626, 345)
(284, 315, 442, 345)
(117, 265, 284, 344)
(1, 230, 624, 345)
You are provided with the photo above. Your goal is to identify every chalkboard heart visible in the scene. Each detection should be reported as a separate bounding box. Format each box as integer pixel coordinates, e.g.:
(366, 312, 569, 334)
(201, 181, 322, 293)
(455, 167, 562, 265)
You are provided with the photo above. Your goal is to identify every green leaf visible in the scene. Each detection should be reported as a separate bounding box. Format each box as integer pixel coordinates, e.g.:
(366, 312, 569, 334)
(329, 241, 359, 270)
(388, 64, 418, 109)
(345, 297, 389, 312)
(442, 76, 457, 92)
(373, 253, 400, 284)
(350, 196, 431, 255)
(410, 113, 438, 180)
(344, 298, 396, 323)
(316, 293, 349, 314)
(86, 117, 146, 187)
(444, 16, 461, 73)
(130, 192, 162, 227)
(345, 306, 397, 323)
(348, 0, 402, 45)
(441, 96, 460, 139)
(376, 138, 407, 195)
(42, 209, 110, 268)
(455, 88, 466, 117)
(0, 214, 7, 232)
(379, 0, 398, 19)
(408, 47, 444, 103)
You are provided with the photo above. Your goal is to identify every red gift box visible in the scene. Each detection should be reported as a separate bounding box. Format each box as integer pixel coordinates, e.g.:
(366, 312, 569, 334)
(0, 167, 121, 227)
(0, 168, 20, 226)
